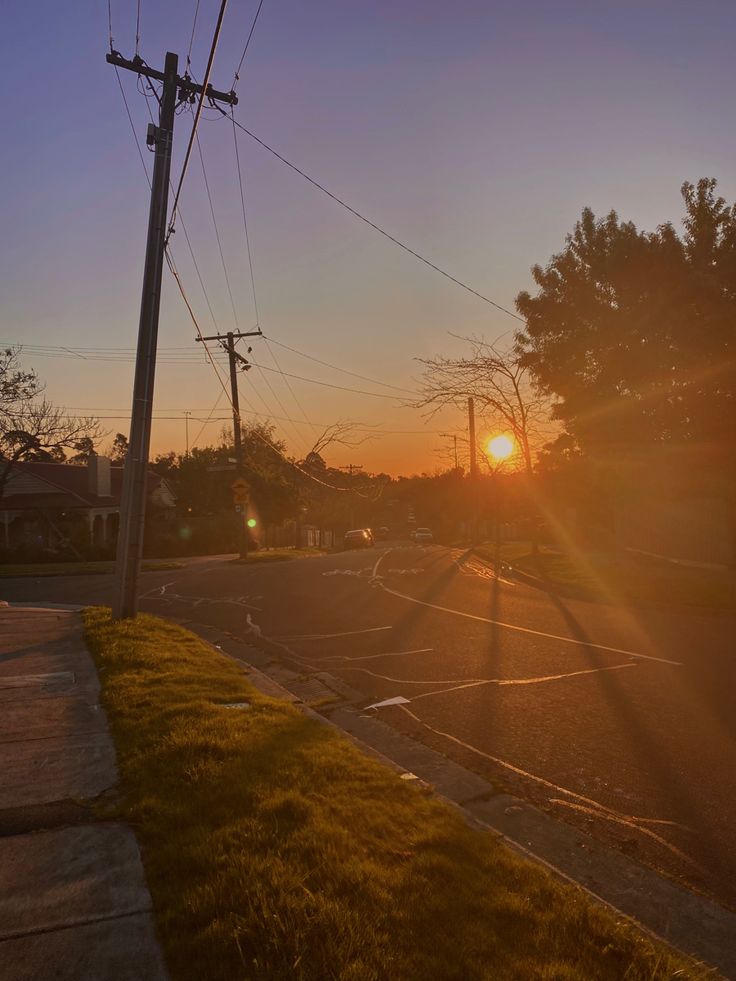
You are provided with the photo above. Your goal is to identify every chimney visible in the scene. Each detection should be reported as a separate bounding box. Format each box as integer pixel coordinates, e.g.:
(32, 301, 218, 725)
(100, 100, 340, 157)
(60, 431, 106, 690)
(88, 455, 112, 498)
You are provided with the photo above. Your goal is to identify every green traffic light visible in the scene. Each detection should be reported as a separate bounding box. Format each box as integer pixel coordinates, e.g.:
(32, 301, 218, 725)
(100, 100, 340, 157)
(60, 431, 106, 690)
(247, 518, 257, 528)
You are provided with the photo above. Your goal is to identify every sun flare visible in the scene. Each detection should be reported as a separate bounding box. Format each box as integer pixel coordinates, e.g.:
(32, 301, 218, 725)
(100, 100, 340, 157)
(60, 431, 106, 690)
(487, 433, 515, 461)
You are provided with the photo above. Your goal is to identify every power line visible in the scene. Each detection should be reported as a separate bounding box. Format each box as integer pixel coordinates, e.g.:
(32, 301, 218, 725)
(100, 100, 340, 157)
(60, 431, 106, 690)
(231, 110, 260, 326)
(229, 107, 321, 439)
(113, 68, 151, 187)
(161, 260, 376, 495)
(227, 115, 525, 323)
(135, 0, 142, 55)
(186, 0, 201, 70)
(10, 343, 419, 399)
(232, 0, 266, 89)
(194, 130, 240, 329)
(166, 0, 230, 243)
(107, 0, 114, 51)
(263, 335, 416, 395)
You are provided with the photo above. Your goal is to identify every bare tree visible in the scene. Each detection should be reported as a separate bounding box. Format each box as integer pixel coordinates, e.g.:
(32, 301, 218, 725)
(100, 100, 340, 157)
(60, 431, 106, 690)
(0, 349, 103, 495)
(300, 420, 374, 469)
(417, 336, 555, 478)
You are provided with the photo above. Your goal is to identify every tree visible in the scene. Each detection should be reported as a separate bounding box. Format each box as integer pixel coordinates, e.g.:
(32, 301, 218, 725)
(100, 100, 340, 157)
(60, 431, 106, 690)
(109, 432, 129, 464)
(0, 349, 103, 495)
(68, 436, 97, 465)
(417, 336, 554, 478)
(515, 178, 736, 457)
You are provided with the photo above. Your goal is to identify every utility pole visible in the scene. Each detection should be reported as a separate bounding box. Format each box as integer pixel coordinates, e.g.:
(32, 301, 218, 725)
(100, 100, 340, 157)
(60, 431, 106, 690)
(339, 463, 363, 529)
(468, 398, 477, 478)
(440, 432, 459, 470)
(468, 397, 479, 543)
(184, 411, 191, 457)
(107, 49, 237, 619)
(196, 330, 261, 559)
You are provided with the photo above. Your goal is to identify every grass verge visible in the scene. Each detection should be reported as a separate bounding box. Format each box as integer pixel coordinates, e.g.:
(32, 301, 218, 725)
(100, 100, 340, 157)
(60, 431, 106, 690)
(0, 559, 183, 577)
(83, 608, 711, 981)
(475, 542, 736, 613)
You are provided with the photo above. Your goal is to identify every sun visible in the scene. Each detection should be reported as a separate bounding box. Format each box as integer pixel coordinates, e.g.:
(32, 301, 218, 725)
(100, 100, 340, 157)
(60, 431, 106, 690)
(487, 433, 514, 461)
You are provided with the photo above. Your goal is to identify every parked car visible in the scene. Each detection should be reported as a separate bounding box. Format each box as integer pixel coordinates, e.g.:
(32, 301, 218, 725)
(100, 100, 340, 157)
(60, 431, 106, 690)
(414, 527, 433, 543)
(344, 528, 374, 549)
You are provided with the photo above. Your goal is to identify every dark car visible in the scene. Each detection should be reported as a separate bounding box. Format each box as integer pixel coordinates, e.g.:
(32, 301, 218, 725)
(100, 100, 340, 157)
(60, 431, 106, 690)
(344, 528, 374, 549)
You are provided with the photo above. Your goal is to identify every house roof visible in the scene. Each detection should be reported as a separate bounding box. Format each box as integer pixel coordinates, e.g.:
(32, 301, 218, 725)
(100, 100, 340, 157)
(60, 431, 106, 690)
(0, 461, 171, 512)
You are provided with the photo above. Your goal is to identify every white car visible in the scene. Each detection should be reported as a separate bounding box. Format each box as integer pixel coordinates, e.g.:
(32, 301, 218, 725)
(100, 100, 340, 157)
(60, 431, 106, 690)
(414, 527, 433, 543)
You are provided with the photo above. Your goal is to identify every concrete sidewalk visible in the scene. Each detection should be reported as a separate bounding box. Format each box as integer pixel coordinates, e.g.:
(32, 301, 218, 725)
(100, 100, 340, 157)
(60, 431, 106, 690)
(0, 606, 168, 981)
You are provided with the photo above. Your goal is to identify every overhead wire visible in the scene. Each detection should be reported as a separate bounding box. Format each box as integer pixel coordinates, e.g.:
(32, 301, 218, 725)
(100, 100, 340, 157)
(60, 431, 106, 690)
(166, 0, 230, 244)
(192, 124, 310, 451)
(135, 0, 141, 55)
(186, 0, 201, 71)
(190, 390, 224, 449)
(229, 107, 321, 440)
(194, 130, 240, 329)
(107, 0, 114, 51)
(262, 335, 416, 395)
(232, 0, 266, 90)
(226, 114, 524, 323)
(161, 259, 379, 495)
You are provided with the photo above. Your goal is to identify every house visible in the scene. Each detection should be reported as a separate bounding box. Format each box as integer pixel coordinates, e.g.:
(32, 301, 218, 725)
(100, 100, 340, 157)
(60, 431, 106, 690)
(0, 456, 176, 552)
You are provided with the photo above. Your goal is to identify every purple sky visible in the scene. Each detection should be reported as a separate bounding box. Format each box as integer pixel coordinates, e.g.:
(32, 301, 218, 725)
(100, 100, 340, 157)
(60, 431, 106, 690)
(2, 0, 735, 474)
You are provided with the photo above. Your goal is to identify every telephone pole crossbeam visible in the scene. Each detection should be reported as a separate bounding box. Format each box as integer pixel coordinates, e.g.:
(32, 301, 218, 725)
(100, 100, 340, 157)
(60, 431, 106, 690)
(109, 48, 237, 618)
(105, 51, 238, 106)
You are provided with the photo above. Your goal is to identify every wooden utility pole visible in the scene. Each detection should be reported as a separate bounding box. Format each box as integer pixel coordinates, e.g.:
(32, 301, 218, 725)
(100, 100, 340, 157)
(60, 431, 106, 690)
(468, 397, 479, 542)
(184, 411, 191, 457)
(468, 397, 477, 478)
(339, 463, 363, 529)
(107, 49, 237, 619)
(196, 330, 261, 559)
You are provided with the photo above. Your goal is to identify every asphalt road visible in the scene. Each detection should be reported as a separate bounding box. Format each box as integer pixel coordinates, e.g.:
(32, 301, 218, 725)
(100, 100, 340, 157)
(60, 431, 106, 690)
(4, 543, 735, 907)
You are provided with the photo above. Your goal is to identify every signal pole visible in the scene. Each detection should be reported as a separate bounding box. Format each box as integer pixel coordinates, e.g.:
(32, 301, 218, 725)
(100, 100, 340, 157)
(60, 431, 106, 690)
(107, 49, 237, 619)
(196, 330, 261, 559)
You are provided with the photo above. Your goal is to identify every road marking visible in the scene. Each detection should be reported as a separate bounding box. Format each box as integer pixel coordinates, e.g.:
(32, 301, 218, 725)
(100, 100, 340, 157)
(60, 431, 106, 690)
(398, 704, 701, 869)
(379, 585, 680, 666)
(273, 626, 393, 641)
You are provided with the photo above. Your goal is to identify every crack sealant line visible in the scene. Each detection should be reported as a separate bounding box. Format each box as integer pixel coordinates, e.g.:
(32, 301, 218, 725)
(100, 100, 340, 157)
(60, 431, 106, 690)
(313, 648, 434, 662)
(409, 662, 637, 701)
(397, 703, 701, 869)
(273, 626, 392, 641)
(347, 662, 635, 691)
(379, 585, 680, 666)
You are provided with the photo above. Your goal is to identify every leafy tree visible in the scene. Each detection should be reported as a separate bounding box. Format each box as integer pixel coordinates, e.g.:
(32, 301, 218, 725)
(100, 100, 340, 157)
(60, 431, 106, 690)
(0, 349, 102, 494)
(109, 432, 129, 464)
(68, 436, 97, 465)
(516, 178, 736, 457)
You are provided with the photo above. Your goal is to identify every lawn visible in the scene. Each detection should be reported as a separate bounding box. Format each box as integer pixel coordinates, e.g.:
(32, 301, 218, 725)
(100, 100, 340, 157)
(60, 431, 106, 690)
(475, 542, 736, 613)
(83, 608, 712, 981)
(0, 559, 183, 577)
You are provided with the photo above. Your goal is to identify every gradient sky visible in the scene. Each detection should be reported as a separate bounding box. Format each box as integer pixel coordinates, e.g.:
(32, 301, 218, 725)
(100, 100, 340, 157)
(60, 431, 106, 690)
(2, 0, 735, 475)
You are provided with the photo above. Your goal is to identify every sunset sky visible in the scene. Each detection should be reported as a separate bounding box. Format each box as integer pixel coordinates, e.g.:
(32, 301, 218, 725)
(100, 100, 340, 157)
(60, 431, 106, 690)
(2, 0, 735, 475)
